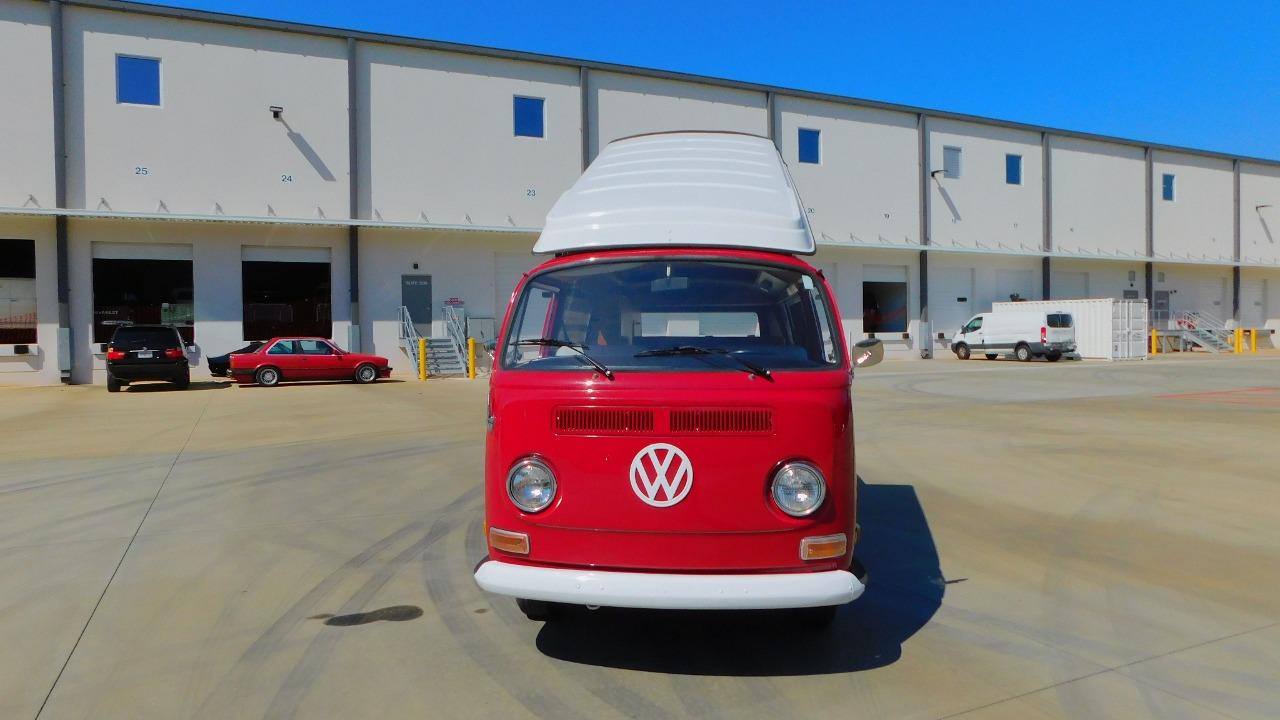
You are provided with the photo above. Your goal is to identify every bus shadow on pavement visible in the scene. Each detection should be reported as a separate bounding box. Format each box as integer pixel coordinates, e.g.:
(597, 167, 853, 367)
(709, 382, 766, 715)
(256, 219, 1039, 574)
(534, 478, 944, 675)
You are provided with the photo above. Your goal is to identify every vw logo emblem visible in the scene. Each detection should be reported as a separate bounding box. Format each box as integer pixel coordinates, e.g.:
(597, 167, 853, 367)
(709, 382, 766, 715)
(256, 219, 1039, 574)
(629, 443, 693, 507)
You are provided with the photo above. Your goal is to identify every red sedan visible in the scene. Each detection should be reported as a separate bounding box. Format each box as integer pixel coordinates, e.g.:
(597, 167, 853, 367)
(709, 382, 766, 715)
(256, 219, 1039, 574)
(229, 337, 391, 386)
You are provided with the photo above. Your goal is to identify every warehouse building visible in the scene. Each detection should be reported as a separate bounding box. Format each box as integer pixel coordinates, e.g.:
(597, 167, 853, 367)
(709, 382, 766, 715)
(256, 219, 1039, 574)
(1, 0, 1278, 385)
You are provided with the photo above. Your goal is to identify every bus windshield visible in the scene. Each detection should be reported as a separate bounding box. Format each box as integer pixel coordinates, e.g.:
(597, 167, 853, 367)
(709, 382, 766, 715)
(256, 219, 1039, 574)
(501, 258, 841, 373)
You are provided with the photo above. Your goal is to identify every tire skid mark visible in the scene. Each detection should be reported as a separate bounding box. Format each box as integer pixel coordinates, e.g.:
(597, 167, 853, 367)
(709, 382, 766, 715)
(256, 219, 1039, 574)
(181, 539, 291, 714)
(161, 437, 473, 506)
(424, 511, 592, 720)
(0, 458, 162, 497)
(190, 505, 447, 718)
(261, 497, 475, 719)
(469, 517, 681, 720)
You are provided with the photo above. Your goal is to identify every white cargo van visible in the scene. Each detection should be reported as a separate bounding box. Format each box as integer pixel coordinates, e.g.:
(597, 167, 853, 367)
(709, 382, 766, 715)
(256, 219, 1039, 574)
(951, 310, 1076, 362)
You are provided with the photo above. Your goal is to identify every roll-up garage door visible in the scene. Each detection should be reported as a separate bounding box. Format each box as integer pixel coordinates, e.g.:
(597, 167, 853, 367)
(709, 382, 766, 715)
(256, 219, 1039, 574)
(91, 242, 194, 342)
(241, 246, 332, 341)
(863, 264, 908, 333)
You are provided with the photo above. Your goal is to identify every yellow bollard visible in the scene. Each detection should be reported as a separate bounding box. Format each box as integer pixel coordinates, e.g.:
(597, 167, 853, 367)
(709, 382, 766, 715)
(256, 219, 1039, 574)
(467, 337, 477, 379)
(1234, 327, 1243, 354)
(418, 337, 427, 380)
(1150, 328, 1158, 355)
(1250, 328, 1257, 353)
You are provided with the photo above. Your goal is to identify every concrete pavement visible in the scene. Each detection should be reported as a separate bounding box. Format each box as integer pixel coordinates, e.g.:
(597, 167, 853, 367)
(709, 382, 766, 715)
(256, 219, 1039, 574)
(1, 354, 1277, 719)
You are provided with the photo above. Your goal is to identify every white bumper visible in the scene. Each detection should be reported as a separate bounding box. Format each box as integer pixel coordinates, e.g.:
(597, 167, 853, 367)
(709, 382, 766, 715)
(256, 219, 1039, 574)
(474, 560, 864, 610)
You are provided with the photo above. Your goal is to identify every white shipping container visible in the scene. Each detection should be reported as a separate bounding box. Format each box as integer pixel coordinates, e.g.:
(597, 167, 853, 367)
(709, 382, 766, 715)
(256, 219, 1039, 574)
(991, 298, 1148, 360)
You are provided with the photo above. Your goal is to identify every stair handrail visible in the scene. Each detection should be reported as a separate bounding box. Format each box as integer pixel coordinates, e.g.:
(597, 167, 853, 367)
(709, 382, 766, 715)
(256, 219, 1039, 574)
(1176, 310, 1230, 337)
(442, 304, 467, 357)
(397, 305, 422, 343)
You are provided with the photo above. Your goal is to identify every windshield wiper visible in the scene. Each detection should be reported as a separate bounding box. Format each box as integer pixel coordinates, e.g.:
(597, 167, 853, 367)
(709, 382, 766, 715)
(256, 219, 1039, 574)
(634, 345, 772, 380)
(515, 338, 614, 380)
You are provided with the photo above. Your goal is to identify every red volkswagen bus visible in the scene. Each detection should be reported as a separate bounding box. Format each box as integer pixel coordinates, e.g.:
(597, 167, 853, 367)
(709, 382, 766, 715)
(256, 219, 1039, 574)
(474, 132, 882, 627)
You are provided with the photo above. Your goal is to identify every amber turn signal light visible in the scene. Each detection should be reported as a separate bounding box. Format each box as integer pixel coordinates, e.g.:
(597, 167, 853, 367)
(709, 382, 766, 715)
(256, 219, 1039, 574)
(489, 527, 530, 555)
(800, 533, 847, 561)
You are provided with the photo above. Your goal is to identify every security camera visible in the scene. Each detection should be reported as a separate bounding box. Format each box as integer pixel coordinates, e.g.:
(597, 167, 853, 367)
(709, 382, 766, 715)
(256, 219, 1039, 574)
(270, 105, 284, 120)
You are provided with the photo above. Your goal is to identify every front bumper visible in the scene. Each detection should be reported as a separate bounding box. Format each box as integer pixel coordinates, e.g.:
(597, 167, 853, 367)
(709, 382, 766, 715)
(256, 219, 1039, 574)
(474, 559, 865, 609)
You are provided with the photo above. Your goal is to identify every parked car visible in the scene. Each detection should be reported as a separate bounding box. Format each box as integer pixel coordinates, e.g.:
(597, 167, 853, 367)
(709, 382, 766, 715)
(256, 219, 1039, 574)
(229, 337, 390, 386)
(105, 324, 191, 392)
(951, 310, 1076, 362)
(472, 132, 883, 629)
(206, 341, 264, 377)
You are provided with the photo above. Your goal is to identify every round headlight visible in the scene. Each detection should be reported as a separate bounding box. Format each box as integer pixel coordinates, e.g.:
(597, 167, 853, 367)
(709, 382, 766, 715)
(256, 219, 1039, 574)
(771, 462, 827, 517)
(507, 458, 557, 513)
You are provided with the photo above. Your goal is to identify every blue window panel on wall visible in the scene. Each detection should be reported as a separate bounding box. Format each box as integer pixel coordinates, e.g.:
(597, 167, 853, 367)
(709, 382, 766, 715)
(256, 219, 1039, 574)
(116, 55, 160, 105)
(1162, 173, 1175, 201)
(797, 128, 821, 164)
(1005, 154, 1022, 184)
(513, 96, 545, 138)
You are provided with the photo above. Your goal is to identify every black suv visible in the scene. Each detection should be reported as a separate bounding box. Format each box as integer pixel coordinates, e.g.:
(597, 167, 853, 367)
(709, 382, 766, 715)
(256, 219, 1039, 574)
(105, 325, 191, 392)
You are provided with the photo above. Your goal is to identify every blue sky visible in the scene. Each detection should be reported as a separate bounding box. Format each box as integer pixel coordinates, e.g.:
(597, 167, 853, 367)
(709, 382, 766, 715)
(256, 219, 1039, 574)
(157, 1, 1280, 160)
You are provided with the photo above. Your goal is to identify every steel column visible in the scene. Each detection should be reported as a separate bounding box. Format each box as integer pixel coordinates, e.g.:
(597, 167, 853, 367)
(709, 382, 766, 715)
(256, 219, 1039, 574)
(346, 37, 361, 350)
(918, 114, 929, 247)
(766, 91, 778, 149)
(51, 1, 73, 382)
(919, 250, 929, 325)
(1152, 146, 1162, 257)
(580, 66, 591, 169)
(1232, 159, 1241, 322)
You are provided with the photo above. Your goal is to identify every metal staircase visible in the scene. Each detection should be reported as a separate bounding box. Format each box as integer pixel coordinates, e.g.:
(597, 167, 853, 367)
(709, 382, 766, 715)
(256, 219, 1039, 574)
(397, 306, 468, 377)
(1171, 311, 1234, 353)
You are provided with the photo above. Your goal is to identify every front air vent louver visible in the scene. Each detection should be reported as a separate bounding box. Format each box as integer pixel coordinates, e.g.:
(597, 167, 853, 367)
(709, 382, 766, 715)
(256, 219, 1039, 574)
(555, 407, 655, 434)
(670, 408, 773, 434)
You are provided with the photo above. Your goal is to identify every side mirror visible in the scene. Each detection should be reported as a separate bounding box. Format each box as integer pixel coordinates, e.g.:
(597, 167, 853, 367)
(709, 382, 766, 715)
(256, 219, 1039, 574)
(852, 338, 883, 368)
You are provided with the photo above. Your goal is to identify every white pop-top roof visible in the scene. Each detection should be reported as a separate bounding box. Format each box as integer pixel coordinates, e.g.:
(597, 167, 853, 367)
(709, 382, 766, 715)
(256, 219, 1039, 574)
(533, 132, 816, 255)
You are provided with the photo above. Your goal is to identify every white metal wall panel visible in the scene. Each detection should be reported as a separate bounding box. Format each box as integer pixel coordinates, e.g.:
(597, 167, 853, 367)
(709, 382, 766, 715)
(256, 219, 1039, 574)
(927, 119, 1043, 252)
(495, 253, 537, 319)
(864, 264, 908, 282)
(994, 269, 1034, 303)
(588, 71, 767, 160)
(931, 267, 975, 336)
(0, 3, 56, 209)
(1154, 265, 1232, 321)
(1050, 138, 1146, 257)
(1151, 151, 1234, 262)
(1052, 271, 1089, 299)
(774, 96, 919, 247)
(241, 246, 331, 263)
(1239, 163, 1280, 265)
(360, 43, 583, 227)
(1051, 258, 1145, 301)
(1239, 277, 1267, 328)
(66, 7, 350, 218)
(1242, 269, 1280, 341)
(91, 241, 192, 260)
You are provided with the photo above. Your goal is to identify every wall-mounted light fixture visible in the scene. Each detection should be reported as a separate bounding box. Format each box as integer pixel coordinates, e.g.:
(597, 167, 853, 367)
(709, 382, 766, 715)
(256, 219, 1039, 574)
(270, 105, 284, 120)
